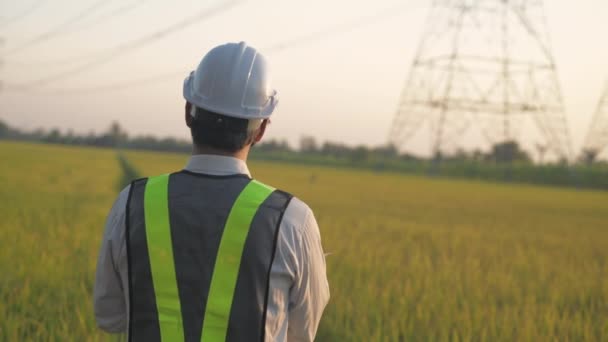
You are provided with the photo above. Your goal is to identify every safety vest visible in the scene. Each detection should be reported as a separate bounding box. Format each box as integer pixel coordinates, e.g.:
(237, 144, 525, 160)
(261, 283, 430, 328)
(125, 171, 292, 342)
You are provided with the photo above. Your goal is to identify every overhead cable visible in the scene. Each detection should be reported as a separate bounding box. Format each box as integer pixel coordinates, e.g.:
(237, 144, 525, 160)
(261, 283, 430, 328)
(2, 0, 112, 56)
(0, 0, 46, 29)
(264, 2, 422, 52)
(9, 0, 242, 89)
(63, 0, 151, 35)
(3, 0, 152, 68)
(6, 2, 422, 95)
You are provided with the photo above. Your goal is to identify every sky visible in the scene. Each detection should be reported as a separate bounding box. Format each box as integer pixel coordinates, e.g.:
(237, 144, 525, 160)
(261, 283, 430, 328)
(0, 0, 607, 158)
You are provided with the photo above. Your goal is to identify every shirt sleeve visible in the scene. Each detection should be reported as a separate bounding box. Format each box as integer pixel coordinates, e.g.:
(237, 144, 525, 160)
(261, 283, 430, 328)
(287, 203, 330, 342)
(94, 185, 130, 333)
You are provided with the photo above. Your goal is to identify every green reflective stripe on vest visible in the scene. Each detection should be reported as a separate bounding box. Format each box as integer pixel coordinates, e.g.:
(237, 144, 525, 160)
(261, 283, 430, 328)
(201, 180, 275, 342)
(144, 174, 184, 341)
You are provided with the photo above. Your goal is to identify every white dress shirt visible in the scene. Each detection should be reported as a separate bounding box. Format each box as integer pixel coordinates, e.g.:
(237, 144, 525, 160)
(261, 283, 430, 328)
(94, 155, 330, 341)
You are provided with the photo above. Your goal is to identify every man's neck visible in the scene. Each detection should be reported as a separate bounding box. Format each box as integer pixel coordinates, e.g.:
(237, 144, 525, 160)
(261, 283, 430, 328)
(193, 145, 249, 161)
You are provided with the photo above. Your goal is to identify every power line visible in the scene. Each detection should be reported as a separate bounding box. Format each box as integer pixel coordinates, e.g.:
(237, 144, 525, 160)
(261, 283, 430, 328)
(2, 0, 112, 56)
(0, 0, 46, 29)
(8, 0, 242, 89)
(6, 2, 423, 95)
(9, 70, 186, 94)
(264, 2, 422, 53)
(2, 0, 153, 68)
(62, 0, 150, 34)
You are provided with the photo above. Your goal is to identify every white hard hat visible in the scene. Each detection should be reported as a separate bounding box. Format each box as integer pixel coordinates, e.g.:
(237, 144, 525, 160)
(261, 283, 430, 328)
(183, 41, 278, 120)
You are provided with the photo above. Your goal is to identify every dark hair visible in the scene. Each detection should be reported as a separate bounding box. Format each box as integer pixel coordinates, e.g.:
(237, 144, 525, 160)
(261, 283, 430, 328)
(190, 106, 257, 152)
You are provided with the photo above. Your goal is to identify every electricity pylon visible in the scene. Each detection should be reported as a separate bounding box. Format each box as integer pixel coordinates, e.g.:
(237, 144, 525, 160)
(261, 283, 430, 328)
(389, 0, 572, 161)
(581, 81, 608, 160)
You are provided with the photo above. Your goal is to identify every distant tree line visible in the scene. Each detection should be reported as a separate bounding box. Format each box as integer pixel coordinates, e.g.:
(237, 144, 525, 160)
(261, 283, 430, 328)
(293, 136, 542, 165)
(253, 136, 608, 190)
(0, 120, 192, 153)
(1, 119, 606, 190)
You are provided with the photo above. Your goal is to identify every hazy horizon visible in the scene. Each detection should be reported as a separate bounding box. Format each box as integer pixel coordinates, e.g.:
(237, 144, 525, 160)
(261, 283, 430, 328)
(1, 0, 607, 157)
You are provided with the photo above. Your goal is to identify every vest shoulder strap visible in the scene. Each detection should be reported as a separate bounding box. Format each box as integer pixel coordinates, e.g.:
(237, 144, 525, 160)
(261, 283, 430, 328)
(200, 179, 275, 341)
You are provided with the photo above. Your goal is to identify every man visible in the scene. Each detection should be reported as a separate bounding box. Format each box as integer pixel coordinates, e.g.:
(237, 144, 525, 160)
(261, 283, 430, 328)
(94, 42, 329, 341)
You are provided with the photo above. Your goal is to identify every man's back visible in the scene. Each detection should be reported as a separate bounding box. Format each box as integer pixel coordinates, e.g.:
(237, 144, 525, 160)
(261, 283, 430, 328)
(94, 155, 330, 341)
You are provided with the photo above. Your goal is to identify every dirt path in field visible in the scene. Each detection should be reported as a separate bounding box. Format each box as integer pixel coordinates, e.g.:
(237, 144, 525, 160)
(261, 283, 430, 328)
(116, 153, 141, 191)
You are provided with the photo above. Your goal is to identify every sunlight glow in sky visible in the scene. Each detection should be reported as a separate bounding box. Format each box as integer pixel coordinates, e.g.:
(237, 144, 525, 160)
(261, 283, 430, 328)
(1, 0, 607, 157)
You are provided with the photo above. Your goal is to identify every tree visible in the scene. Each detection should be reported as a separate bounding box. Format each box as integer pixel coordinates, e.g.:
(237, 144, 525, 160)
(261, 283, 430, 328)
(371, 144, 398, 159)
(321, 142, 349, 158)
(488, 140, 531, 163)
(580, 148, 599, 166)
(447, 148, 470, 162)
(108, 121, 128, 147)
(535, 143, 548, 164)
(257, 139, 291, 152)
(300, 136, 318, 153)
(350, 145, 370, 164)
(0, 120, 9, 138)
(45, 128, 62, 143)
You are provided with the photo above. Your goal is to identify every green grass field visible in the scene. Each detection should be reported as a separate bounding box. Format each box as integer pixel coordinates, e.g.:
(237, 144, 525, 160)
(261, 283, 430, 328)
(2, 141, 608, 341)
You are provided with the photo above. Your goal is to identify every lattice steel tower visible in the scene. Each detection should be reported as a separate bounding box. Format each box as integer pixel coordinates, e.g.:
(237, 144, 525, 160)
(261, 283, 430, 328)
(389, 0, 572, 160)
(582, 81, 608, 159)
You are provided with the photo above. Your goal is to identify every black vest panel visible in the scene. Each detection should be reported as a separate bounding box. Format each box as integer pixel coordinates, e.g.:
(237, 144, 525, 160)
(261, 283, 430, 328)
(125, 171, 292, 342)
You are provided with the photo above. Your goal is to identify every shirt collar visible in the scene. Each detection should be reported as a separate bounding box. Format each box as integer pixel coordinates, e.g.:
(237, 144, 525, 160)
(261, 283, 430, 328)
(184, 154, 251, 177)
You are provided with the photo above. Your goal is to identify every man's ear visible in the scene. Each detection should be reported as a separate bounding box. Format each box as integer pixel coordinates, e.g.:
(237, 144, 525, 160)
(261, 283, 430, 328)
(253, 120, 269, 144)
(185, 102, 193, 128)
